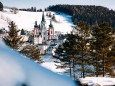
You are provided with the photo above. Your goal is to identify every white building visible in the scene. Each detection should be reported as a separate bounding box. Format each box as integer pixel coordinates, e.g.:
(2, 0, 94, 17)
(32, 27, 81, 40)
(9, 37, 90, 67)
(33, 12, 55, 45)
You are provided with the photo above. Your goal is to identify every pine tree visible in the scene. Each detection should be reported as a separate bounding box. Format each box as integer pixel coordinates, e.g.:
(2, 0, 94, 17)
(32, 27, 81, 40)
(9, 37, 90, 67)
(62, 33, 77, 78)
(107, 45, 115, 77)
(54, 44, 64, 59)
(0, 2, 3, 11)
(55, 43, 72, 77)
(75, 21, 91, 78)
(55, 21, 92, 78)
(3, 21, 22, 49)
(55, 33, 77, 79)
(20, 45, 42, 63)
(91, 22, 115, 77)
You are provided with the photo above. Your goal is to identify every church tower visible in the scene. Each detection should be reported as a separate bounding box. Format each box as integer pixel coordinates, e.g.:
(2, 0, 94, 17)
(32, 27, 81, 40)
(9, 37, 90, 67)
(41, 11, 47, 43)
(34, 21, 42, 44)
(48, 20, 54, 40)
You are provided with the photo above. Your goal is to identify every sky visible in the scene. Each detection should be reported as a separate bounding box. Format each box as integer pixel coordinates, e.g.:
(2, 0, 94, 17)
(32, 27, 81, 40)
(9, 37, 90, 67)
(1, 0, 115, 10)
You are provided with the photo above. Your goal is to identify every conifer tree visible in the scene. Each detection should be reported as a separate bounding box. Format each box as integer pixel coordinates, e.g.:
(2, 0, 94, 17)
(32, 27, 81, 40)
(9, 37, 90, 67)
(55, 42, 72, 77)
(0, 2, 3, 11)
(3, 21, 22, 49)
(90, 24, 102, 77)
(55, 33, 77, 78)
(75, 21, 91, 78)
(20, 45, 42, 63)
(54, 44, 64, 59)
(62, 33, 77, 78)
(91, 22, 114, 77)
(107, 45, 115, 76)
(55, 21, 91, 78)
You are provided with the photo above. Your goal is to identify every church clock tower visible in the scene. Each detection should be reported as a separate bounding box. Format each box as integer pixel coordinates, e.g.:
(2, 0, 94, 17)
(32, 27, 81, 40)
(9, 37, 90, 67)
(48, 20, 54, 40)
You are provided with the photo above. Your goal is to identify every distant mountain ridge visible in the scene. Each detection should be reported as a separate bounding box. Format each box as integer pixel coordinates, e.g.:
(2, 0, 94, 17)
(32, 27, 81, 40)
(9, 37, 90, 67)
(48, 5, 115, 30)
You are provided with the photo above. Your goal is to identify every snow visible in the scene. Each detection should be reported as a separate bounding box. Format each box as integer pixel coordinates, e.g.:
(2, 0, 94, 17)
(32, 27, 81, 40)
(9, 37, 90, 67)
(0, 8, 74, 34)
(80, 77, 115, 85)
(0, 39, 77, 86)
(1, 8, 115, 86)
(0, 18, 8, 29)
(41, 55, 67, 74)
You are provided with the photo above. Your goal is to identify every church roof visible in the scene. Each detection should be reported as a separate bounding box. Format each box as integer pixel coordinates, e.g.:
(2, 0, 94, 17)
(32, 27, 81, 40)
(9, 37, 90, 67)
(34, 21, 38, 28)
(20, 29, 26, 35)
(42, 11, 45, 22)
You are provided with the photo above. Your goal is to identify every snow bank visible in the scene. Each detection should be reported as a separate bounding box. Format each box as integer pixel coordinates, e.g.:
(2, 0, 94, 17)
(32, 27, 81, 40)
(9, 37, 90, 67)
(41, 55, 67, 73)
(80, 77, 115, 85)
(0, 19, 8, 29)
(0, 39, 77, 86)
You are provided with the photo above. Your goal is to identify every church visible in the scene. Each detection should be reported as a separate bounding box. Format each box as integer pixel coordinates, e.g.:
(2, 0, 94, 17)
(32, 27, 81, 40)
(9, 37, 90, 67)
(33, 12, 55, 44)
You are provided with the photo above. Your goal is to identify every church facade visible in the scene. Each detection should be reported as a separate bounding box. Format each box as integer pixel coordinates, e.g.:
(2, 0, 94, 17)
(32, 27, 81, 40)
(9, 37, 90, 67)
(33, 12, 55, 45)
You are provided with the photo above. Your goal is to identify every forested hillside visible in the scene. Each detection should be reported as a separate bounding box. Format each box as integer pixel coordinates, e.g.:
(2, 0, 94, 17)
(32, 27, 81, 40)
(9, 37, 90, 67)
(48, 5, 115, 30)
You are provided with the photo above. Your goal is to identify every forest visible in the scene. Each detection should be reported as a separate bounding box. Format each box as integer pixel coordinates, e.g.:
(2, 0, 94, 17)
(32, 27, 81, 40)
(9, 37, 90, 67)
(48, 5, 115, 30)
(54, 21, 115, 78)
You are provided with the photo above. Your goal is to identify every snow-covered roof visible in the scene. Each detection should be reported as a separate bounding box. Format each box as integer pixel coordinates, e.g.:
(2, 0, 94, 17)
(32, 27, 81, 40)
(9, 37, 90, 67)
(0, 39, 77, 86)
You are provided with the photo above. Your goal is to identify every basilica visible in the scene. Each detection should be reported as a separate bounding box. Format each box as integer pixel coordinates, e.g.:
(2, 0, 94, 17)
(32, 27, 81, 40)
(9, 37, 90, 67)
(33, 12, 55, 44)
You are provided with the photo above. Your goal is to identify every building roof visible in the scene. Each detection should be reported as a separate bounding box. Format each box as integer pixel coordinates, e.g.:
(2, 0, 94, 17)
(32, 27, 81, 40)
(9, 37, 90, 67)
(42, 11, 45, 22)
(34, 21, 38, 28)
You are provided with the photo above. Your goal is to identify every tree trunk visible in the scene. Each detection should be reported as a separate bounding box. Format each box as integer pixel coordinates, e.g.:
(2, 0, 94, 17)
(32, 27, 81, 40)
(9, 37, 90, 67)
(69, 60, 72, 78)
(72, 58, 75, 79)
(96, 56, 98, 77)
(102, 52, 105, 77)
(82, 47, 85, 78)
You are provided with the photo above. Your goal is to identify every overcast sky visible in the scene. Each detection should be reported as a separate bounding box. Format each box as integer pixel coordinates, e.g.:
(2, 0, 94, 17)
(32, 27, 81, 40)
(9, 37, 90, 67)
(1, 0, 115, 10)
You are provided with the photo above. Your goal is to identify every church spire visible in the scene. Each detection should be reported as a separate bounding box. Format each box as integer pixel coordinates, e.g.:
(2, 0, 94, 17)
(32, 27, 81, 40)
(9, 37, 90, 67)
(42, 11, 45, 22)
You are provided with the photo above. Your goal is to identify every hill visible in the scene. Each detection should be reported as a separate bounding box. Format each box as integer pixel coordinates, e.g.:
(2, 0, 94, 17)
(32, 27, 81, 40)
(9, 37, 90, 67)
(0, 39, 77, 86)
(0, 8, 74, 34)
(48, 5, 115, 30)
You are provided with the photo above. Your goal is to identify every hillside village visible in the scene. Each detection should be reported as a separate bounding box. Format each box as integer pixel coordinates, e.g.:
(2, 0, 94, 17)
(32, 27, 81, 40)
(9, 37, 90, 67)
(0, 8, 73, 56)
(0, 8, 72, 80)
(1, 6, 115, 86)
(20, 12, 65, 55)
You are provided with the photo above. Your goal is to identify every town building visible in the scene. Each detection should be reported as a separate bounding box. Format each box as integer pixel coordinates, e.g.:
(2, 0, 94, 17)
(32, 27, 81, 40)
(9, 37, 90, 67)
(33, 12, 55, 45)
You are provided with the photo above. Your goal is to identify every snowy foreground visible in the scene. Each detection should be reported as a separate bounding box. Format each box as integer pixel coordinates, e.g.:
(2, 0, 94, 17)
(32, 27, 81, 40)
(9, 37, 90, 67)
(41, 55, 68, 75)
(0, 40, 77, 86)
